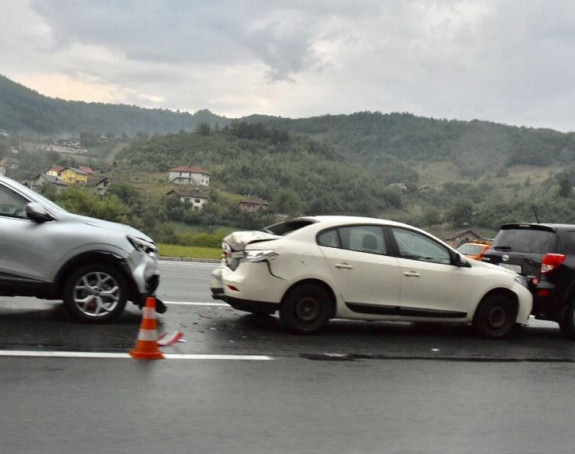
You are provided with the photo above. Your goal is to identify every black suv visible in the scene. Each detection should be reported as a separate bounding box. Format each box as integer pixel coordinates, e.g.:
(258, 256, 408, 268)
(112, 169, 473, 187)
(482, 223, 575, 338)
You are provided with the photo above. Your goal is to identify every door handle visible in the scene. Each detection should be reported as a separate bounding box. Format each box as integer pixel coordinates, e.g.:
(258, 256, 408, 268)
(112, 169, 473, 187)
(335, 263, 353, 270)
(403, 271, 420, 278)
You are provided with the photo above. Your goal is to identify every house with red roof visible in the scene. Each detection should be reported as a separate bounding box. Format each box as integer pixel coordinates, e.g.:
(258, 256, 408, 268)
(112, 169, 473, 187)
(239, 196, 270, 213)
(46, 165, 64, 177)
(79, 166, 95, 176)
(168, 166, 210, 186)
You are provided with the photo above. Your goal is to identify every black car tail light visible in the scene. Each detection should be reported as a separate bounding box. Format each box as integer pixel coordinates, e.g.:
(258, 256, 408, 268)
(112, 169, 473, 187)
(541, 253, 566, 274)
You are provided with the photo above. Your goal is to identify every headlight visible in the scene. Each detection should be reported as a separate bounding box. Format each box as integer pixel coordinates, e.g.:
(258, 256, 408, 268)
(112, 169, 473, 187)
(514, 275, 528, 289)
(128, 236, 158, 258)
(243, 250, 279, 263)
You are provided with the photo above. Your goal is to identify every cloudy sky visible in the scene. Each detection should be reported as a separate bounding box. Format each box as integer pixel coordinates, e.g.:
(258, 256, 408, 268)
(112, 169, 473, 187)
(2, 0, 574, 131)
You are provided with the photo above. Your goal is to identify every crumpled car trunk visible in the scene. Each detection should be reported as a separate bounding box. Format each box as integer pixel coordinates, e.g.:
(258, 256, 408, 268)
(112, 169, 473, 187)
(222, 230, 280, 269)
(223, 230, 280, 252)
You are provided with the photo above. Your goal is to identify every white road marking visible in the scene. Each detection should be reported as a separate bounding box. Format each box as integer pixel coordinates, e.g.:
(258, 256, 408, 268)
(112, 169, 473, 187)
(163, 301, 229, 307)
(0, 350, 273, 360)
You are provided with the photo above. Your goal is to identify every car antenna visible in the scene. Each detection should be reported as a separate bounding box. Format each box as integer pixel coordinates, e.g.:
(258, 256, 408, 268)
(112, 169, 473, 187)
(531, 205, 540, 223)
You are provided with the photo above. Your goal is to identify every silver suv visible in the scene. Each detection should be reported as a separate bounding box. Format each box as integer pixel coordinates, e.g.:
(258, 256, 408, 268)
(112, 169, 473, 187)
(0, 175, 162, 323)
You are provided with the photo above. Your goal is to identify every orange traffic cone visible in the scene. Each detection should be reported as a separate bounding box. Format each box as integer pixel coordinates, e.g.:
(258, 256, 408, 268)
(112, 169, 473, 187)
(129, 296, 164, 360)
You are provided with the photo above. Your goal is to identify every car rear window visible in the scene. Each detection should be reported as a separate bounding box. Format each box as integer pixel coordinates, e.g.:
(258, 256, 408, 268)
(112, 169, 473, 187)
(558, 231, 575, 255)
(264, 219, 317, 236)
(492, 228, 555, 253)
(457, 244, 484, 255)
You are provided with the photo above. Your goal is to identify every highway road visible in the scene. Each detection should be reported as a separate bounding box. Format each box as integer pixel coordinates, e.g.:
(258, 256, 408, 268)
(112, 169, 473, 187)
(1, 261, 575, 454)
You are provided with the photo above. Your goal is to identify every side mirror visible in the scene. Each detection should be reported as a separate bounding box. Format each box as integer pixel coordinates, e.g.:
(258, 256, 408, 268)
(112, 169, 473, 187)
(26, 202, 54, 223)
(453, 252, 471, 268)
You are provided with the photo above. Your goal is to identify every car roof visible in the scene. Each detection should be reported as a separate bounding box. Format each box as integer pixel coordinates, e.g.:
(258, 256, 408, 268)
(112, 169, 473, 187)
(500, 223, 575, 232)
(297, 215, 412, 228)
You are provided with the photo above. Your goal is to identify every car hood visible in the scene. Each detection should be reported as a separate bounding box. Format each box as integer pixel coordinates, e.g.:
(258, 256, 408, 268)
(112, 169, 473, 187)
(471, 257, 518, 276)
(223, 230, 281, 251)
(63, 212, 153, 242)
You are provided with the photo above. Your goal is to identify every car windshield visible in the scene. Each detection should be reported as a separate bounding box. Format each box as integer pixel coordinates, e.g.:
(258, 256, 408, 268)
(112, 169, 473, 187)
(492, 228, 554, 253)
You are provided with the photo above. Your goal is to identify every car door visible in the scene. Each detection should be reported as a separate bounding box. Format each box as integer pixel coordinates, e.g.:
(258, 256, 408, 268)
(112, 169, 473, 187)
(318, 225, 402, 313)
(389, 227, 467, 318)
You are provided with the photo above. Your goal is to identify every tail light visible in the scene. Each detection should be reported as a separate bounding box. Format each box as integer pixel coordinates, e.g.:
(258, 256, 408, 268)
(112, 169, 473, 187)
(541, 253, 566, 274)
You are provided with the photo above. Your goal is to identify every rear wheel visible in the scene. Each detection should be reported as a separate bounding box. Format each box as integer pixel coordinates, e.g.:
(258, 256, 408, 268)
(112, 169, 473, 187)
(473, 294, 517, 339)
(559, 301, 575, 340)
(63, 263, 128, 323)
(280, 284, 332, 334)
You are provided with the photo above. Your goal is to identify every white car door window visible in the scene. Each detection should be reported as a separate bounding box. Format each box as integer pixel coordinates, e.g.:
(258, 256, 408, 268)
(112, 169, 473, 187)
(392, 228, 451, 264)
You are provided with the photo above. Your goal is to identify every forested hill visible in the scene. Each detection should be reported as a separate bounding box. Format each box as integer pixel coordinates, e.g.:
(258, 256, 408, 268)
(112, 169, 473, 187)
(3, 72, 575, 177)
(254, 112, 575, 177)
(0, 74, 228, 136)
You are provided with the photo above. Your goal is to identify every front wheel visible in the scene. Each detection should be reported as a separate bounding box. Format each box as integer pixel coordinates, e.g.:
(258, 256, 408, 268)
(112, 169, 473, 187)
(280, 284, 333, 334)
(473, 294, 517, 339)
(559, 301, 575, 340)
(63, 263, 128, 323)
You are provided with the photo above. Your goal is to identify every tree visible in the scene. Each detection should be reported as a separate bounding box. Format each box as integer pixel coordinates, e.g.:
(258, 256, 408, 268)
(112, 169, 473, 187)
(275, 189, 302, 217)
(196, 122, 211, 136)
(446, 199, 474, 227)
(558, 172, 573, 198)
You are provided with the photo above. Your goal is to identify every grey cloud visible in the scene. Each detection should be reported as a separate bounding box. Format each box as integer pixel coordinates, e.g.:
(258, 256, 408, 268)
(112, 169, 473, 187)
(30, 0, 365, 80)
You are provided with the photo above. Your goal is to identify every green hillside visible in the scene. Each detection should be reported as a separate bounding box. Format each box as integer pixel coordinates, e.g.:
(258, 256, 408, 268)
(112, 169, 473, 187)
(254, 112, 575, 178)
(3, 73, 575, 245)
(0, 74, 229, 136)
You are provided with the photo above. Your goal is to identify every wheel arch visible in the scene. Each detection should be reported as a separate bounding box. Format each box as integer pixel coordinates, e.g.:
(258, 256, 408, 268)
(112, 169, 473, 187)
(473, 288, 519, 322)
(281, 279, 337, 318)
(53, 251, 138, 302)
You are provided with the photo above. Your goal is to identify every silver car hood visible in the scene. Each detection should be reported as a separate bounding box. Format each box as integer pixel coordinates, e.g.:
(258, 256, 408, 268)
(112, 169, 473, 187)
(62, 212, 153, 242)
(223, 231, 280, 251)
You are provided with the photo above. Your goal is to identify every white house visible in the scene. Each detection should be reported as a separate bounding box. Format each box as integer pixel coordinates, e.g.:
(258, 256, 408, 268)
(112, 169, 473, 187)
(168, 166, 210, 186)
(166, 188, 209, 210)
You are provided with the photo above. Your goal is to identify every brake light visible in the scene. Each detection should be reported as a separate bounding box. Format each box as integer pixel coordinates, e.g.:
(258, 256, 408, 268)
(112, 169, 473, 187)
(541, 253, 566, 274)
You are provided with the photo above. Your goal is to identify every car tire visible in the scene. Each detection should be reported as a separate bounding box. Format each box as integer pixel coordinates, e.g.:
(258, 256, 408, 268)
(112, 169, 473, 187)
(473, 294, 517, 339)
(559, 301, 575, 340)
(280, 283, 332, 334)
(63, 263, 128, 323)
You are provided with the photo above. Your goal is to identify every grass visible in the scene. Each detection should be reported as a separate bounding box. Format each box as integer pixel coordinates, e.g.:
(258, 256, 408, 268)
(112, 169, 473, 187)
(158, 243, 221, 260)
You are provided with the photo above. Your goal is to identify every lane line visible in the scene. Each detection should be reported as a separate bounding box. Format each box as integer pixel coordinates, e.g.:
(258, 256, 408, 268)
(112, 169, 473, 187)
(0, 350, 273, 360)
(163, 301, 229, 307)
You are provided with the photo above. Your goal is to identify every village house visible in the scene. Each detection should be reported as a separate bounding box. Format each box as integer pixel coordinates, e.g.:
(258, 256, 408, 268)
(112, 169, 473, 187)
(60, 167, 89, 185)
(94, 177, 110, 196)
(46, 165, 64, 177)
(166, 188, 209, 210)
(1, 156, 19, 170)
(28, 174, 68, 193)
(79, 166, 95, 177)
(239, 196, 270, 213)
(168, 166, 210, 186)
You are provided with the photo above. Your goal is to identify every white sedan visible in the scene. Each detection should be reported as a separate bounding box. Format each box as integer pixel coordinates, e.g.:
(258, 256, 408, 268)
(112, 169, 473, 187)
(210, 216, 532, 338)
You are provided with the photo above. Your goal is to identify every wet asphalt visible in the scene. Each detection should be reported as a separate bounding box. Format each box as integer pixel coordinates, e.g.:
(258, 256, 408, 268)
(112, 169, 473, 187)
(1, 261, 575, 453)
